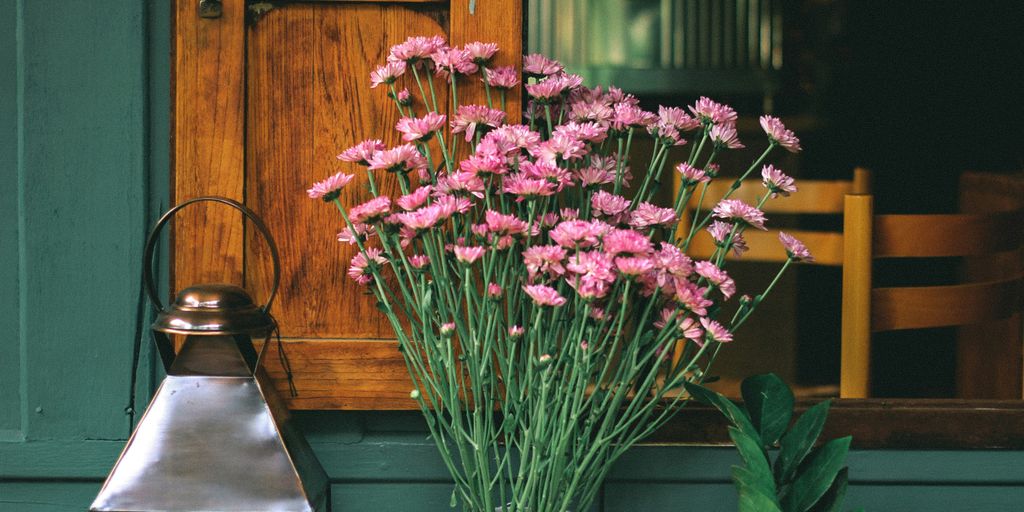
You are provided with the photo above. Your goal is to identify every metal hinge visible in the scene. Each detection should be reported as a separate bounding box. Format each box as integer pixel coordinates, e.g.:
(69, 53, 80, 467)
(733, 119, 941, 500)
(198, 0, 222, 19)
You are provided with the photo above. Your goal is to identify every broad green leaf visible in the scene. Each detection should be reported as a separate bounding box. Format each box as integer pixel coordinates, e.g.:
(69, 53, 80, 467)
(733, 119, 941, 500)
(684, 381, 759, 441)
(786, 436, 852, 512)
(776, 400, 831, 485)
(809, 467, 849, 512)
(741, 373, 794, 448)
(729, 427, 773, 480)
(733, 466, 782, 512)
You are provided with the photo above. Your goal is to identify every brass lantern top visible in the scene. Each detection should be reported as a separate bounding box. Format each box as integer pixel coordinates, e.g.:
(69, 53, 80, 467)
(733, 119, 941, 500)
(153, 283, 276, 336)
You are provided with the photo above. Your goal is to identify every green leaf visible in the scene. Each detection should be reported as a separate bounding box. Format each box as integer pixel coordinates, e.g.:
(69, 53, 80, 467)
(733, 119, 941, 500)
(786, 436, 852, 512)
(809, 467, 849, 512)
(684, 381, 759, 441)
(776, 400, 831, 485)
(741, 373, 794, 448)
(733, 466, 782, 512)
(729, 427, 773, 479)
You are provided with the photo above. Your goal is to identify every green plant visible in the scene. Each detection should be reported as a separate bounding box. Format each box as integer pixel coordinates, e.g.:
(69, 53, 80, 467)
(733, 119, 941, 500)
(685, 374, 861, 512)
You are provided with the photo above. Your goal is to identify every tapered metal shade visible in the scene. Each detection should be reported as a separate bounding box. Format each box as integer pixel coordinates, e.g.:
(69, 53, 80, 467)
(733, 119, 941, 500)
(90, 336, 329, 511)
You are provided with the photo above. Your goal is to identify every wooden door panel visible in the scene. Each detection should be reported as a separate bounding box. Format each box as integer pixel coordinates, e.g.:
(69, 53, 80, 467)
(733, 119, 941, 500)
(174, 0, 521, 409)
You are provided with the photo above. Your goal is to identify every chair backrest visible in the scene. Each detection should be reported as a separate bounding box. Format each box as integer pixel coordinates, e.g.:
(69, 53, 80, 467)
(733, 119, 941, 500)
(839, 193, 1024, 398)
(682, 167, 871, 266)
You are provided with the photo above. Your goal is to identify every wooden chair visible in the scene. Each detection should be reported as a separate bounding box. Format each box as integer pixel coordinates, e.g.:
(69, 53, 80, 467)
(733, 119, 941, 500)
(683, 167, 872, 266)
(839, 193, 1024, 398)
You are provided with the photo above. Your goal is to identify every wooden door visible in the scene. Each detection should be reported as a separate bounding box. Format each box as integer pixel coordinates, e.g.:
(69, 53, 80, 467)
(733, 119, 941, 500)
(172, 0, 523, 409)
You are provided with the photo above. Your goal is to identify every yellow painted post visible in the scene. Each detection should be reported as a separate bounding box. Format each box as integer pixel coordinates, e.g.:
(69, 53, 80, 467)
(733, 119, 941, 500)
(841, 194, 874, 398)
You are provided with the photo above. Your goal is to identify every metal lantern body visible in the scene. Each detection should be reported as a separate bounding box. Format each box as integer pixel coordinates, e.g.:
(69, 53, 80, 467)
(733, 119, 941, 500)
(91, 197, 329, 512)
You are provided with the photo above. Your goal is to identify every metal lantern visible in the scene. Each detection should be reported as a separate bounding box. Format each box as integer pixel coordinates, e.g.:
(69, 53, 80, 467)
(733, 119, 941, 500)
(91, 197, 330, 512)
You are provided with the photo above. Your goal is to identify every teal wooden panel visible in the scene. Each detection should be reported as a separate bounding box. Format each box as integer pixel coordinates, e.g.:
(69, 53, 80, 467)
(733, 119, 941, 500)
(331, 483, 455, 511)
(0, 0, 22, 439)
(17, 0, 148, 441)
(0, 482, 101, 512)
(604, 482, 738, 511)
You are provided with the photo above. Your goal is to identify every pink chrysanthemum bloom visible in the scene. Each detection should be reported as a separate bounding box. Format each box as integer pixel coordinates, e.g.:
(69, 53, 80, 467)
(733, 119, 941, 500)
(486, 124, 541, 151)
(502, 174, 556, 201)
(674, 279, 713, 316)
(464, 41, 499, 65)
(653, 307, 679, 330)
(408, 254, 430, 269)
(348, 248, 387, 285)
(602, 229, 653, 256)
(434, 194, 473, 217)
(700, 317, 733, 344)
(431, 47, 478, 78)
(453, 245, 486, 264)
(591, 190, 632, 221)
(710, 123, 744, 149)
(395, 112, 446, 142)
(394, 204, 444, 232)
(560, 208, 579, 220)
(485, 65, 520, 89)
(549, 220, 599, 249)
(556, 120, 608, 145)
(761, 164, 797, 198)
(508, 325, 524, 338)
(338, 139, 386, 165)
(569, 100, 615, 125)
(367, 144, 427, 175)
(779, 231, 814, 262)
(652, 242, 694, 279)
(394, 88, 412, 106)
(485, 210, 528, 236)
(451, 105, 506, 142)
(487, 282, 503, 299)
(337, 222, 374, 245)
(615, 256, 655, 277)
(688, 96, 738, 126)
(567, 274, 611, 301)
(648, 121, 686, 146)
(566, 251, 616, 283)
(307, 172, 355, 201)
(679, 317, 704, 341)
(694, 260, 736, 299)
(713, 199, 768, 230)
(522, 53, 563, 77)
(437, 171, 486, 198)
(389, 35, 447, 66)
(676, 162, 710, 186)
(575, 165, 616, 188)
(439, 322, 456, 337)
(706, 220, 747, 255)
(523, 284, 567, 307)
(530, 134, 587, 164)
(523, 244, 567, 280)
(525, 77, 569, 102)
(348, 196, 392, 224)
(397, 186, 431, 211)
(658, 106, 702, 132)
(629, 202, 678, 229)
(370, 61, 406, 88)
(759, 115, 802, 153)
(460, 153, 508, 176)
(611, 103, 658, 131)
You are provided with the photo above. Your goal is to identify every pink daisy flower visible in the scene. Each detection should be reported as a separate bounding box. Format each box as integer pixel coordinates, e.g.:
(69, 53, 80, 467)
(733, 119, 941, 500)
(674, 279, 714, 316)
(549, 220, 599, 249)
(370, 61, 406, 88)
(611, 103, 658, 131)
(575, 165, 616, 188)
(307, 172, 355, 201)
(759, 115, 802, 153)
(615, 256, 655, 277)
(658, 106, 701, 132)
(713, 199, 767, 230)
(688, 96, 737, 126)
(694, 260, 736, 299)
(567, 274, 611, 300)
(602, 229, 653, 256)
(523, 284, 567, 307)
(485, 210, 528, 235)
(705, 220, 747, 256)
(431, 47, 478, 78)
(566, 251, 616, 283)
(591, 190, 632, 222)
(461, 153, 508, 176)
(451, 105, 506, 142)
(570, 100, 615, 125)
(409, 254, 430, 269)
(522, 53, 563, 77)
(649, 121, 686, 146)
(556, 120, 608, 144)
(453, 245, 486, 264)
(397, 186, 432, 211)
(761, 164, 797, 198)
(337, 139, 385, 165)
(394, 204, 444, 232)
(710, 123, 744, 149)
(679, 317, 704, 341)
(395, 112, 447, 142)
(676, 162, 710, 186)
(487, 282, 503, 299)
(700, 317, 733, 344)
(629, 202, 678, 229)
(502, 174, 556, 201)
(337, 223, 374, 245)
(485, 65, 520, 89)
(348, 248, 387, 285)
(523, 245, 567, 280)
(508, 325, 524, 338)
(436, 171, 486, 198)
(389, 35, 447, 66)
(393, 88, 412, 106)
(464, 41, 499, 64)
(348, 196, 392, 224)
(779, 231, 814, 262)
(367, 144, 427, 174)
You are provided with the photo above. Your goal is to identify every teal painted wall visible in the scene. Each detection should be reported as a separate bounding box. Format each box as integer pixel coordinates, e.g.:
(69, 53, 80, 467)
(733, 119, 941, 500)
(1, 1, 1023, 510)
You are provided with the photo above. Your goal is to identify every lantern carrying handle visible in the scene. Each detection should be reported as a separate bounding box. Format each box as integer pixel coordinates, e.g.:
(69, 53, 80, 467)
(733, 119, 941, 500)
(143, 196, 281, 315)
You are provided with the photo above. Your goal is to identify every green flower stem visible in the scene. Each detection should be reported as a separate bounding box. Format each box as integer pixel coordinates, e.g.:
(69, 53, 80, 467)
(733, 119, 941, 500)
(409, 65, 433, 114)
(482, 67, 494, 109)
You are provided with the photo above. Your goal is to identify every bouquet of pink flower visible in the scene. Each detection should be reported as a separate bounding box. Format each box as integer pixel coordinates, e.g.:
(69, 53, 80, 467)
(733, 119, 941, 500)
(310, 35, 810, 512)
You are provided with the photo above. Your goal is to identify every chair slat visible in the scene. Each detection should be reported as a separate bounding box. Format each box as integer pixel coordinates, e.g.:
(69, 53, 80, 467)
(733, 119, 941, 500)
(694, 179, 856, 214)
(871, 277, 1023, 332)
(688, 229, 844, 266)
(874, 210, 1024, 258)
